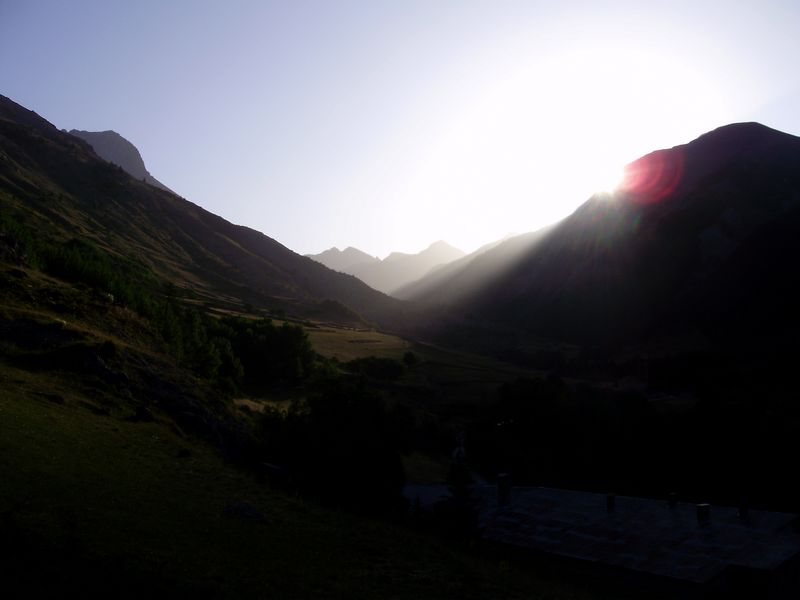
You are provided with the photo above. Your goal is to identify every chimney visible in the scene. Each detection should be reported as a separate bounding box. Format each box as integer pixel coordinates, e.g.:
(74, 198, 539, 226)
(696, 503, 711, 524)
(497, 473, 511, 506)
(606, 493, 616, 513)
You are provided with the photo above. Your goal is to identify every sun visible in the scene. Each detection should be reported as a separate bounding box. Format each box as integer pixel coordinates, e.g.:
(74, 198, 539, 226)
(589, 163, 628, 196)
(371, 42, 741, 252)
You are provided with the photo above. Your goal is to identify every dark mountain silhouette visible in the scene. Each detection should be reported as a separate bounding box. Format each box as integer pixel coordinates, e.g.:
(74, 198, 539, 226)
(0, 94, 406, 327)
(409, 123, 800, 365)
(310, 240, 465, 295)
(68, 129, 174, 193)
(306, 246, 379, 273)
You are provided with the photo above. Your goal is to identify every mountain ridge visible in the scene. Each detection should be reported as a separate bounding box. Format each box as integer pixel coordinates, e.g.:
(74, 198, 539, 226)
(306, 245, 379, 273)
(0, 94, 407, 329)
(308, 239, 465, 295)
(406, 122, 800, 364)
(68, 129, 174, 193)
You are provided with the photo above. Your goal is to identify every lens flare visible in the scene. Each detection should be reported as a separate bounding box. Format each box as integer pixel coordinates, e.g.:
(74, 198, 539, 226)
(618, 148, 685, 204)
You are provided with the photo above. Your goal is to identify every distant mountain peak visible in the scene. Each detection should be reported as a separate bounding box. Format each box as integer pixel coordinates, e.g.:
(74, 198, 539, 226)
(697, 121, 778, 139)
(617, 121, 800, 207)
(423, 240, 463, 254)
(684, 122, 797, 157)
(306, 246, 379, 273)
(68, 129, 174, 193)
(343, 246, 373, 256)
(309, 241, 466, 295)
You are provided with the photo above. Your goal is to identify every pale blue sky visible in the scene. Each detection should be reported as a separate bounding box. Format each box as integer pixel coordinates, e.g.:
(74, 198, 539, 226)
(2, 1, 800, 257)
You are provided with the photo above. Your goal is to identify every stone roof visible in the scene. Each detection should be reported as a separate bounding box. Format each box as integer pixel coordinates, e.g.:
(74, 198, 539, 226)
(403, 483, 450, 509)
(474, 486, 800, 584)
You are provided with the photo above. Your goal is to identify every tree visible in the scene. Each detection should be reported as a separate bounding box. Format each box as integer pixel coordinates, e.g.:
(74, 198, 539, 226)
(403, 351, 418, 367)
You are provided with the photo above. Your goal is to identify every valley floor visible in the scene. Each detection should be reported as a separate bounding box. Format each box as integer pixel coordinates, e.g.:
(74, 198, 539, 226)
(0, 358, 612, 599)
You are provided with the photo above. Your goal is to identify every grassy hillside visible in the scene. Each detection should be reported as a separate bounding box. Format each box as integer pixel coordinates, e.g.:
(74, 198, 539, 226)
(0, 258, 608, 599)
(0, 94, 406, 329)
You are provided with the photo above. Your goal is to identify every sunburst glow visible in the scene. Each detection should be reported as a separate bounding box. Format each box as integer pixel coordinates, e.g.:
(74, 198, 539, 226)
(593, 164, 628, 196)
(346, 38, 754, 253)
(4, 2, 785, 257)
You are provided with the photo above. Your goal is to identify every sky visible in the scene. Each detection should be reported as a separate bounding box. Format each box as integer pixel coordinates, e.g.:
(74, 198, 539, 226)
(2, 1, 800, 258)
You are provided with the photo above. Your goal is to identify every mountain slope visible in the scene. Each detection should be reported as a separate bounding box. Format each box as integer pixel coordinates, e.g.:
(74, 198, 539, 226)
(394, 233, 544, 302)
(409, 123, 800, 358)
(68, 129, 174, 193)
(0, 94, 406, 328)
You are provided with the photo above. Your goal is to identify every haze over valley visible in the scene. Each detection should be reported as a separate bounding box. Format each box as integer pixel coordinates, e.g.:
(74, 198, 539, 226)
(307, 240, 465, 295)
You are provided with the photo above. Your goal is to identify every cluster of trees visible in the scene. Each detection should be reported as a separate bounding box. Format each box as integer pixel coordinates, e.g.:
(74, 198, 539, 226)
(343, 356, 405, 380)
(158, 311, 413, 511)
(3, 214, 409, 510)
(153, 308, 315, 391)
(1, 213, 158, 313)
(468, 376, 655, 493)
(0, 214, 315, 392)
(256, 375, 407, 511)
(463, 373, 800, 512)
